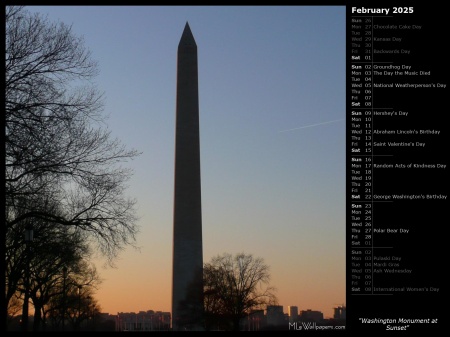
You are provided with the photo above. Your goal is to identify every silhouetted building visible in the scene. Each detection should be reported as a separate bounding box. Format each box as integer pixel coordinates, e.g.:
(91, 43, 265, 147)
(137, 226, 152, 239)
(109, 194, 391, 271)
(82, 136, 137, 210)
(172, 22, 204, 331)
(334, 305, 346, 319)
(115, 311, 170, 331)
(244, 310, 265, 331)
(266, 305, 285, 327)
(299, 309, 324, 322)
(288, 306, 298, 323)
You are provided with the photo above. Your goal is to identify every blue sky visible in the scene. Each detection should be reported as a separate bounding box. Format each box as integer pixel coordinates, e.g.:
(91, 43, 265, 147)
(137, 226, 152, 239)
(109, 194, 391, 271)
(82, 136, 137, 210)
(26, 5, 346, 318)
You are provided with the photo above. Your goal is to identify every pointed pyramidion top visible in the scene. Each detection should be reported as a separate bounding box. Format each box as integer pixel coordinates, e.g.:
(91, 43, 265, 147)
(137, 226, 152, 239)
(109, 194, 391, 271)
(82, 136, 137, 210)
(178, 21, 197, 48)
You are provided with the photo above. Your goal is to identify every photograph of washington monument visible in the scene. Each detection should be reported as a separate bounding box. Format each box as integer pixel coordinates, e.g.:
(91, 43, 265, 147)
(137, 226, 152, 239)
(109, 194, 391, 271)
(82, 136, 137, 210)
(5, 6, 345, 332)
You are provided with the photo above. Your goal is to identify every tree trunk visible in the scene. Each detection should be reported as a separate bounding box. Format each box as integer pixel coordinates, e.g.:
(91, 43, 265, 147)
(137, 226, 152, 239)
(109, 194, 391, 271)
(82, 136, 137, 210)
(232, 316, 241, 331)
(33, 303, 42, 331)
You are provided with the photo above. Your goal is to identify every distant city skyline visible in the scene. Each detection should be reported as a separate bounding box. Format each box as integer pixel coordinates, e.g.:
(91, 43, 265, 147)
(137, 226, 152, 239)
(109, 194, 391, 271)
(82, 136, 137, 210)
(114, 304, 345, 331)
(8, 303, 345, 332)
(24, 5, 346, 319)
(112, 302, 343, 316)
(104, 301, 344, 318)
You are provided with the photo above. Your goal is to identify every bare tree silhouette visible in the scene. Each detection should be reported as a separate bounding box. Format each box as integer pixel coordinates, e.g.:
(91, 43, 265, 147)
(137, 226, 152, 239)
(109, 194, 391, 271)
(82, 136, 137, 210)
(5, 5, 141, 328)
(203, 252, 278, 331)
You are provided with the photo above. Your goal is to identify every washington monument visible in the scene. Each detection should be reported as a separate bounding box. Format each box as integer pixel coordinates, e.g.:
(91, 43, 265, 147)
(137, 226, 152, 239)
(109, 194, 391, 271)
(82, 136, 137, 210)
(172, 22, 204, 330)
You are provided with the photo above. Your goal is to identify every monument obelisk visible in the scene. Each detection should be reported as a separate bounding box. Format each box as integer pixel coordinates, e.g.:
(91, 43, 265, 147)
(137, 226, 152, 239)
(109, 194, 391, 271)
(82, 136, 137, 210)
(172, 22, 203, 331)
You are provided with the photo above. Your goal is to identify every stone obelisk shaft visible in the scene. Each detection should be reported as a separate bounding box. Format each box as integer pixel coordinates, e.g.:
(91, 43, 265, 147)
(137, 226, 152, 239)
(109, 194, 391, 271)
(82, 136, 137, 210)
(172, 22, 203, 331)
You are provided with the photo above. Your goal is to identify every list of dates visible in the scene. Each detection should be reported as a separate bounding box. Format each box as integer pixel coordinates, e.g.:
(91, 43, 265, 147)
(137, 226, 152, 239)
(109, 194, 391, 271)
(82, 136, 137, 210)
(346, 4, 447, 330)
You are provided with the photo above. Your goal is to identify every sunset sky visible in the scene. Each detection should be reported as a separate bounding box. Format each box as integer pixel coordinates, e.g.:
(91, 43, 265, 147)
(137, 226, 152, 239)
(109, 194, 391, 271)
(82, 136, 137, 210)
(26, 5, 346, 319)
